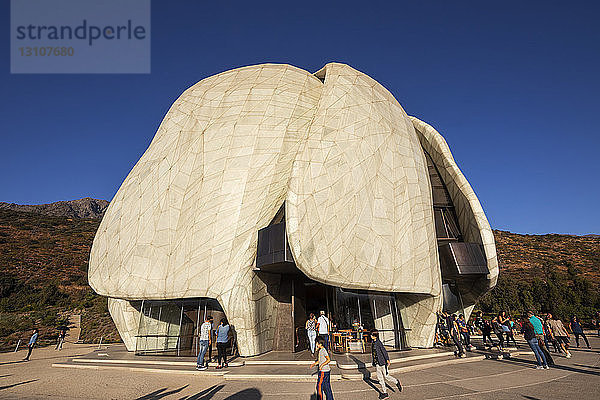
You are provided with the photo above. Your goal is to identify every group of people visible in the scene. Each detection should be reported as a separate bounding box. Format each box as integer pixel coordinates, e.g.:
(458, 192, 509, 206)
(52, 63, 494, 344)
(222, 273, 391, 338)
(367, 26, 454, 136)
(19, 309, 596, 400)
(472, 311, 519, 351)
(309, 328, 401, 400)
(436, 311, 474, 357)
(438, 309, 594, 371)
(21, 326, 67, 362)
(195, 315, 232, 370)
(305, 311, 332, 354)
(304, 311, 401, 399)
(524, 311, 593, 369)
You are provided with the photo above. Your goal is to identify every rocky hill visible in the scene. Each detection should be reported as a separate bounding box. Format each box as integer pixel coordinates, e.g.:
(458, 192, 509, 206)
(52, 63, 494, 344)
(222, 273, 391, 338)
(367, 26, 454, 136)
(494, 230, 600, 286)
(0, 197, 108, 219)
(0, 199, 598, 350)
(0, 207, 118, 351)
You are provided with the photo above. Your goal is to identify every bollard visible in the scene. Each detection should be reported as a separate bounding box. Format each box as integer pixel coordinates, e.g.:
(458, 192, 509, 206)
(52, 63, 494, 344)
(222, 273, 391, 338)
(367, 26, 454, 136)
(97, 336, 103, 350)
(14, 339, 21, 352)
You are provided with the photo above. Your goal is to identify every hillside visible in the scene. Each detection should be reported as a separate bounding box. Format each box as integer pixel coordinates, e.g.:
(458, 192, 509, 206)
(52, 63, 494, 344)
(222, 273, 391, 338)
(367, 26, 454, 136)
(0, 201, 599, 350)
(0, 208, 119, 351)
(494, 230, 600, 286)
(0, 197, 109, 219)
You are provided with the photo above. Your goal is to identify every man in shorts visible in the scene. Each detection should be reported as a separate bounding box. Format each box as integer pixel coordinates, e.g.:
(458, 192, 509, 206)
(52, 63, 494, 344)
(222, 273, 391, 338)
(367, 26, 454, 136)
(547, 314, 572, 358)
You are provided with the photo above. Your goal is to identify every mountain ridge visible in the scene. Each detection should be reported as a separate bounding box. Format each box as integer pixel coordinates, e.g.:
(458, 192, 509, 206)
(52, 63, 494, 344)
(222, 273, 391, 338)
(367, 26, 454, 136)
(0, 199, 598, 351)
(0, 197, 109, 219)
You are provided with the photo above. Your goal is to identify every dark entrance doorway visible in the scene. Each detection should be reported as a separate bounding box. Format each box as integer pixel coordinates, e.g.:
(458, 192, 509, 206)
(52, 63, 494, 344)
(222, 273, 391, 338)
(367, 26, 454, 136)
(256, 212, 408, 354)
(291, 277, 407, 353)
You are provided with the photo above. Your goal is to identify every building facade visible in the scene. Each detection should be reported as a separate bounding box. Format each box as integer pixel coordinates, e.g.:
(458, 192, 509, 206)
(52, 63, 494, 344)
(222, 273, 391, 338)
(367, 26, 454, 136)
(88, 63, 498, 357)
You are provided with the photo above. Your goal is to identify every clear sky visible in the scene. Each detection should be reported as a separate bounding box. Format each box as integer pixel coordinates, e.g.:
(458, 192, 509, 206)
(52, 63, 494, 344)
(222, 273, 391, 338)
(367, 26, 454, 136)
(1, 1, 598, 235)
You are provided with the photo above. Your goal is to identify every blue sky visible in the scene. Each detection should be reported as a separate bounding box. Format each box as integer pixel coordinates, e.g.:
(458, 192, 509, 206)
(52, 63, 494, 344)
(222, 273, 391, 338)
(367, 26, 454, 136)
(1, 1, 598, 235)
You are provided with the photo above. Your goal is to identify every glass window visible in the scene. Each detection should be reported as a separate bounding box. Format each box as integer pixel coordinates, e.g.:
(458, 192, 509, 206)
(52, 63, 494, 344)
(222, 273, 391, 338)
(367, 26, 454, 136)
(135, 298, 231, 357)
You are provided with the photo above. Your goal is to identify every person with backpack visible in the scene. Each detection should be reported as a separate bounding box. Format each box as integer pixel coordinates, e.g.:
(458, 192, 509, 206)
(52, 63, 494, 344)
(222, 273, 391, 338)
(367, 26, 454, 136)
(371, 329, 402, 399)
(317, 311, 330, 350)
(570, 316, 591, 348)
(528, 311, 555, 366)
(457, 314, 472, 351)
(521, 317, 549, 370)
(474, 311, 495, 348)
(446, 312, 466, 357)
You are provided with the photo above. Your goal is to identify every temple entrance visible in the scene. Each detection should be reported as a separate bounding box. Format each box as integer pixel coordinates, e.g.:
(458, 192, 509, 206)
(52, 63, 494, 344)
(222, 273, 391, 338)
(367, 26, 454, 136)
(256, 210, 408, 354)
(291, 276, 408, 353)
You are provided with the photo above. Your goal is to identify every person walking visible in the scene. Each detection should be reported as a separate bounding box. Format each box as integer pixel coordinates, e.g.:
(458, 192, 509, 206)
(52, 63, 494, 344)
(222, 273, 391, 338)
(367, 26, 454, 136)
(521, 317, 549, 369)
(215, 318, 230, 369)
(446, 312, 465, 357)
(55, 327, 66, 350)
(196, 315, 212, 370)
(570, 316, 591, 348)
(491, 314, 505, 351)
(505, 316, 518, 348)
(543, 315, 560, 353)
(528, 311, 555, 366)
(208, 316, 215, 363)
(497, 311, 515, 348)
(23, 329, 38, 361)
(457, 314, 472, 351)
(317, 311, 330, 350)
(474, 311, 495, 348)
(436, 312, 451, 346)
(371, 329, 402, 399)
(547, 314, 572, 358)
(310, 337, 334, 400)
(306, 313, 318, 355)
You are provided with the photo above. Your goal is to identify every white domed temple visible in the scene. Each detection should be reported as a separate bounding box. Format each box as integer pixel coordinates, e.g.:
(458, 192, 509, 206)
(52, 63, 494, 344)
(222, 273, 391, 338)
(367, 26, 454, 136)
(88, 63, 498, 357)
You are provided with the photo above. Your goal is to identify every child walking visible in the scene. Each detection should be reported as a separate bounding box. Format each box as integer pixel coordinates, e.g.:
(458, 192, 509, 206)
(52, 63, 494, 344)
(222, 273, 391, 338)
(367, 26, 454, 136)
(371, 329, 402, 399)
(310, 337, 334, 399)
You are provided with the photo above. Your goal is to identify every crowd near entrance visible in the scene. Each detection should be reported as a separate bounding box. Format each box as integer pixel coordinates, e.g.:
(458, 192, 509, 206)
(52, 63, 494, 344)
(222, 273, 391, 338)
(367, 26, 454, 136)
(292, 279, 408, 353)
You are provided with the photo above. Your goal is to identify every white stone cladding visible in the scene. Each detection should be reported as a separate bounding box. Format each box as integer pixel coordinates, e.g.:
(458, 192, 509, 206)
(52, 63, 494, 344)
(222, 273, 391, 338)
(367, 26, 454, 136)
(89, 63, 497, 354)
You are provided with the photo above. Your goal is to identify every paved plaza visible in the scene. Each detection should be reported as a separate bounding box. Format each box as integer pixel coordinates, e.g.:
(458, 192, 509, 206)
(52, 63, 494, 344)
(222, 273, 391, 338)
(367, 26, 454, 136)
(1, 336, 598, 399)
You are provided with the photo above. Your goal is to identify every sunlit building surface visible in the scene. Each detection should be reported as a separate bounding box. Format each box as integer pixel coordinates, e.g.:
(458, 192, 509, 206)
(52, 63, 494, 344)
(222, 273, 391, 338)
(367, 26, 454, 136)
(89, 63, 498, 356)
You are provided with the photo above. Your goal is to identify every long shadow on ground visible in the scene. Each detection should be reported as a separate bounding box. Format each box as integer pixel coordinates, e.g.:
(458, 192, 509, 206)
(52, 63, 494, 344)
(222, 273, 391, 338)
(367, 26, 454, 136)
(0, 379, 38, 391)
(136, 385, 189, 399)
(348, 354, 397, 396)
(493, 356, 600, 377)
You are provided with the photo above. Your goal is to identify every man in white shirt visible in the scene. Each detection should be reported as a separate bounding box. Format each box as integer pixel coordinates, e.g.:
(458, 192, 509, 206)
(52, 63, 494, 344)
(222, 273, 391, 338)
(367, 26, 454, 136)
(196, 315, 212, 370)
(317, 311, 330, 350)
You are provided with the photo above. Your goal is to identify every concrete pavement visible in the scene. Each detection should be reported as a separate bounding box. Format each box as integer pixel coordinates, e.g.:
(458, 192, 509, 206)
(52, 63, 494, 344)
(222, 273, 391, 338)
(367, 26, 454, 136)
(1, 336, 598, 399)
